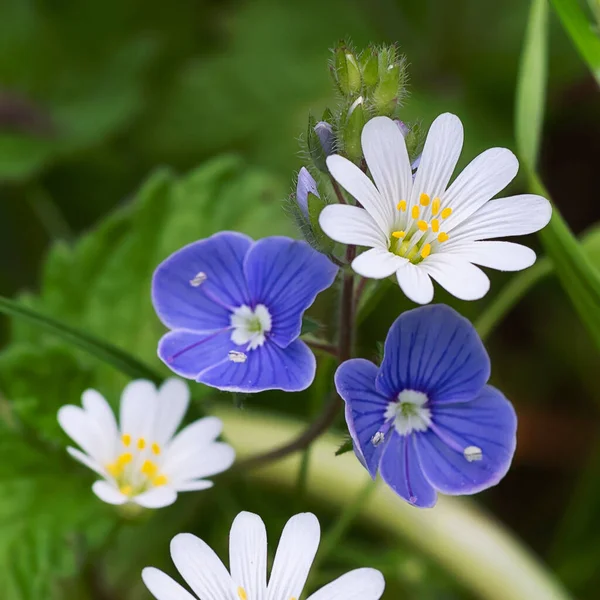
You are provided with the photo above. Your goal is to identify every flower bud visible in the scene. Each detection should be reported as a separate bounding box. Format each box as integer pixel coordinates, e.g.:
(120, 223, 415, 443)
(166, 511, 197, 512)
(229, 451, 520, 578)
(360, 47, 379, 89)
(296, 167, 319, 219)
(332, 45, 362, 97)
(341, 96, 365, 163)
(307, 117, 335, 172)
(314, 121, 334, 157)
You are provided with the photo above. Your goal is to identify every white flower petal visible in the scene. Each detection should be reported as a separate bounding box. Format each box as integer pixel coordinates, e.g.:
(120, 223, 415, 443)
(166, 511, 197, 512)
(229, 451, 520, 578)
(58, 405, 112, 464)
(395, 263, 434, 304)
(446, 194, 552, 243)
(267, 513, 320, 600)
(120, 379, 159, 440)
(154, 378, 190, 445)
(174, 480, 214, 492)
(443, 148, 519, 230)
(410, 113, 463, 206)
(229, 512, 268, 600)
(134, 486, 178, 509)
(319, 205, 387, 248)
(351, 248, 407, 279)
(171, 533, 237, 600)
(306, 568, 385, 600)
(362, 116, 413, 215)
(326, 155, 394, 232)
(67, 447, 106, 478)
(81, 389, 118, 442)
(422, 254, 490, 300)
(142, 567, 198, 600)
(92, 480, 128, 505)
(166, 441, 235, 483)
(445, 241, 536, 271)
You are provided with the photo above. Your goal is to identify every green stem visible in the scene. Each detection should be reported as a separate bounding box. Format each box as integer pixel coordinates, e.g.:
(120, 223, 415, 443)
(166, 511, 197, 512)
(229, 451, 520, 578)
(0, 296, 163, 384)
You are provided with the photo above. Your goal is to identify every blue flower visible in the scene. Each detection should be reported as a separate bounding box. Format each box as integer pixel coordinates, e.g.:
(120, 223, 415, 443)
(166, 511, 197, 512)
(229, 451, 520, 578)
(152, 232, 338, 393)
(335, 305, 516, 508)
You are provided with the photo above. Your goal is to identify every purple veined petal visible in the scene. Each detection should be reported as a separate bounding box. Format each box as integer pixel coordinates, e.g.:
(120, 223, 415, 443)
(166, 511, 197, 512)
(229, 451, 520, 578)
(199, 339, 316, 393)
(376, 305, 490, 404)
(379, 431, 437, 508)
(244, 237, 338, 348)
(152, 231, 252, 331)
(158, 329, 235, 380)
(296, 167, 319, 219)
(335, 359, 390, 478)
(415, 385, 517, 495)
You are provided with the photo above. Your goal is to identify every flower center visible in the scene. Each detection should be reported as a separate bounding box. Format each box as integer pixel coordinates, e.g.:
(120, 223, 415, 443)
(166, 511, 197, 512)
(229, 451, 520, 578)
(230, 304, 272, 350)
(105, 434, 168, 497)
(384, 389, 432, 436)
(389, 193, 452, 264)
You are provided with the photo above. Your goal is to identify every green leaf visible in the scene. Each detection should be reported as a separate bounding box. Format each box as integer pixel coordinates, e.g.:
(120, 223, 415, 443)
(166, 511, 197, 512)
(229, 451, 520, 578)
(301, 316, 323, 336)
(335, 436, 354, 456)
(551, 0, 600, 85)
(516, 0, 600, 353)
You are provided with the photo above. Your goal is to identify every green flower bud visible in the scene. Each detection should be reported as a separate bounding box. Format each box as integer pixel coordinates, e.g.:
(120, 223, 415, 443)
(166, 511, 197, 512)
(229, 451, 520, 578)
(372, 45, 407, 116)
(341, 96, 365, 163)
(307, 190, 335, 254)
(361, 47, 379, 90)
(332, 45, 362, 97)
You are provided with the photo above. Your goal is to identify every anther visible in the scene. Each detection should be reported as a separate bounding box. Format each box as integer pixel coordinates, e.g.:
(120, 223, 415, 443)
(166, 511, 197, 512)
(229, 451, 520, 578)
(441, 207, 452, 219)
(417, 220, 428, 232)
(411, 206, 420, 219)
(120, 485, 133, 496)
(432, 197, 441, 216)
(464, 446, 483, 462)
(397, 200, 407, 211)
(238, 587, 248, 600)
(121, 433, 131, 447)
(419, 193, 430, 206)
(420, 244, 432, 259)
(228, 350, 248, 363)
(153, 475, 168, 487)
(118, 452, 133, 465)
(391, 230, 406, 239)
(431, 219, 440, 233)
(141, 460, 158, 477)
(137, 438, 146, 450)
(371, 431, 385, 446)
(437, 232, 449, 243)
(152, 443, 161, 455)
(189, 271, 207, 287)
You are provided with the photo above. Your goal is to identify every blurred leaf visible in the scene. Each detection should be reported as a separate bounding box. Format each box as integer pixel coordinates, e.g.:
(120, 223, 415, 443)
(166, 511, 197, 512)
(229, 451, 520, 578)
(516, 0, 600, 354)
(335, 436, 354, 456)
(301, 316, 323, 336)
(551, 0, 600, 85)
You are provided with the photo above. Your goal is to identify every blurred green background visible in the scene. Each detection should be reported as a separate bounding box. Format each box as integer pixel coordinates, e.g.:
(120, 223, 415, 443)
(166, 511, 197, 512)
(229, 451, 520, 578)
(1, 0, 600, 598)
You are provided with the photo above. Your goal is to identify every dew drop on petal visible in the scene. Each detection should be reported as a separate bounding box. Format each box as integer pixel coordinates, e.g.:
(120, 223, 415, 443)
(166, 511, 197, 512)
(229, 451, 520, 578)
(228, 350, 247, 363)
(190, 271, 207, 287)
(463, 446, 483, 462)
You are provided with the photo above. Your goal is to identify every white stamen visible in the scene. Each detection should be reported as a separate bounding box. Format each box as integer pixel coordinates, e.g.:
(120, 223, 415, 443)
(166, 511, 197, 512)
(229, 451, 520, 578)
(228, 350, 247, 363)
(371, 431, 385, 446)
(385, 389, 431, 436)
(463, 446, 483, 462)
(230, 304, 272, 350)
(190, 271, 207, 287)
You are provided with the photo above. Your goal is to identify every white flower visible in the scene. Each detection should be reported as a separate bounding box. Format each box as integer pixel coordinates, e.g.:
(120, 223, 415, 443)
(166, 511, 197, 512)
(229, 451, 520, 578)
(57, 378, 235, 509)
(319, 113, 552, 304)
(142, 511, 385, 600)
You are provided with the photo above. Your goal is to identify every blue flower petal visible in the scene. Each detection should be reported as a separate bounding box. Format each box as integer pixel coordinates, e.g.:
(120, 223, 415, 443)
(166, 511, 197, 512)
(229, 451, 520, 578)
(415, 385, 517, 495)
(335, 359, 389, 478)
(244, 237, 338, 348)
(296, 167, 319, 218)
(376, 305, 490, 404)
(152, 232, 252, 331)
(199, 339, 316, 393)
(157, 329, 234, 379)
(380, 432, 437, 508)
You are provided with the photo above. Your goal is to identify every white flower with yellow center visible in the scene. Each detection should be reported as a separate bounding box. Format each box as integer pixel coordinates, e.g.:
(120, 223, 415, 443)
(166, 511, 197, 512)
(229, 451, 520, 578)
(142, 511, 385, 600)
(319, 113, 552, 304)
(57, 378, 235, 509)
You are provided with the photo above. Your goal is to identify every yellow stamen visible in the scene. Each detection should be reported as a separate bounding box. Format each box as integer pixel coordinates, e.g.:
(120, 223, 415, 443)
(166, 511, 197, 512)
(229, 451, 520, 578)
(411, 206, 420, 219)
(118, 452, 133, 466)
(153, 475, 168, 487)
(238, 587, 248, 600)
(431, 218, 440, 233)
(137, 438, 146, 450)
(141, 460, 158, 477)
(417, 220, 428, 232)
(441, 207, 452, 219)
(106, 462, 122, 477)
(420, 244, 432, 259)
(419, 193, 430, 206)
(391, 230, 406, 239)
(120, 484, 133, 496)
(432, 197, 441, 216)
(121, 433, 131, 447)
(437, 232, 449, 243)
(396, 200, 407, 211)
(152, 443, 161, 455)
